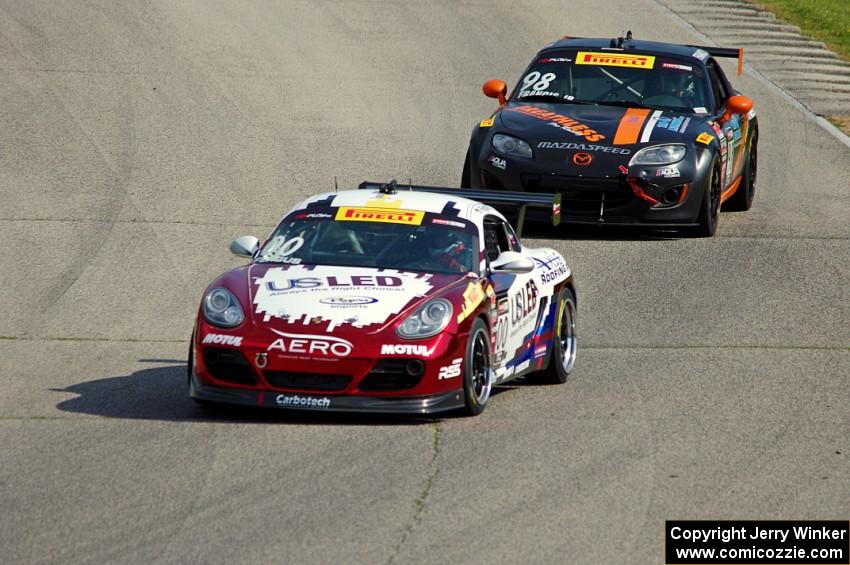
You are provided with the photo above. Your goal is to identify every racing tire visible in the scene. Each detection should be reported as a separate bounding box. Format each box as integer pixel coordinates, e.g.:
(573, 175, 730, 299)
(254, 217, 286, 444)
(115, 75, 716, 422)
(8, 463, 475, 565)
(689, 156, 722, 238)
(461, 149, 471, 188)
(461, 317, 493, 416)
(539, 287, 578, 384)
(723, 132, 758, 212)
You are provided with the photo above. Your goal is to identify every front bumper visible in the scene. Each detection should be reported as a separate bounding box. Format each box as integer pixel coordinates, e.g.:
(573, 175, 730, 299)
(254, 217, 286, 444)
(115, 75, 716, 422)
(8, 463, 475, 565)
(473, 154, 704, 227)
(190, 372, 465, 414)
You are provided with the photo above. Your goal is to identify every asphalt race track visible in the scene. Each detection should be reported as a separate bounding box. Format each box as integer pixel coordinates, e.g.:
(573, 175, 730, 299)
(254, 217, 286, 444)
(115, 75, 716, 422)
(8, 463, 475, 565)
(2, 1, 848, 563)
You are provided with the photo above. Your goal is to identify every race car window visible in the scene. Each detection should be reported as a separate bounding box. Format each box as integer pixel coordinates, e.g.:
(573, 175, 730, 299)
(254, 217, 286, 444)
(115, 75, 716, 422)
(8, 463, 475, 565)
(483, 217, 512, 262)
(256, 211, 479, 275)
(706, 59, 729, 111)
(512, 50, 710, 112)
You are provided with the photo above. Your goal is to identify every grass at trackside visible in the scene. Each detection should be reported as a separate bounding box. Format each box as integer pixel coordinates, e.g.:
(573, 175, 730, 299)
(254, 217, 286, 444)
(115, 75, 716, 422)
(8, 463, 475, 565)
(750, 0, 850, 60)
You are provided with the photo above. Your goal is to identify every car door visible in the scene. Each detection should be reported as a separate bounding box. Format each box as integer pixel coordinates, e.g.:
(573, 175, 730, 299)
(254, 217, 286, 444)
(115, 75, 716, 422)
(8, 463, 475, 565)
(707, 59, 746, 189)
(483, 215, 540, 379)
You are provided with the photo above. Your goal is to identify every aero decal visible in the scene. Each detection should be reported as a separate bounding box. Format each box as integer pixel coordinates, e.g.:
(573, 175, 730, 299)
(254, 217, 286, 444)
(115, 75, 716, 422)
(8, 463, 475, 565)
(640, 110, 664, 143)
(613, 108, 652, 145)
(336, 207, 424, 226)
(576, 51, 655, 70)
(253, 265, 433, 329)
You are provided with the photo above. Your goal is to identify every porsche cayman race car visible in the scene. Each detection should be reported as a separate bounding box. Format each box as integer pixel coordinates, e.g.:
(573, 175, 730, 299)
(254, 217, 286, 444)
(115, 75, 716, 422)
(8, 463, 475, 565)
(189, 181, 577, 416)
(462, 33, 758, 236)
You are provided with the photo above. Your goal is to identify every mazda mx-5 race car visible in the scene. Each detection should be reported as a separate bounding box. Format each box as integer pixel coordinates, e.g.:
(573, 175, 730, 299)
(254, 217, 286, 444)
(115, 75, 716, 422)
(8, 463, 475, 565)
(463, 33, 758, 236)
(189, 181, 577, 416)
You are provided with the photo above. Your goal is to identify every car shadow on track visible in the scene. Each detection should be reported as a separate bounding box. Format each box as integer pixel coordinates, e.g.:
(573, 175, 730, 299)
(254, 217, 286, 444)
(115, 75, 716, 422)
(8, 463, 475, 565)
(53, 362, 436, 426)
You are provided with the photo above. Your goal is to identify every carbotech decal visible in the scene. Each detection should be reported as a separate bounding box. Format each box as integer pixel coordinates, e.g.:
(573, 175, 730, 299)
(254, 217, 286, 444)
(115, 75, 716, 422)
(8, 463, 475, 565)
(336, 207, 424, 225)
(456, 281, 485, 323)
(253, 265, 433, 329)
(576, 51, 655, 69)
(508, 105, 605, 143)
(613, 108, 651, 145)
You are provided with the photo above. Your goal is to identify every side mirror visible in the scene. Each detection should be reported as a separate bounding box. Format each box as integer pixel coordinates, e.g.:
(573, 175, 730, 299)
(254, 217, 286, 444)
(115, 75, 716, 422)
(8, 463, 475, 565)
(721, 95, 753, 123)
(491, 251, 534, 274)
(482, 79, 507, 106)
(230, 235, 259, 258)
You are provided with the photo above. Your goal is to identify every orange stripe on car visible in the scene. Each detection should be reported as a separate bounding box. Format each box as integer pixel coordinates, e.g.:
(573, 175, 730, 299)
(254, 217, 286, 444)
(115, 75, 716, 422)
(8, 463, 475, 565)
(613, 108, 651, 145)
(720, 176, 742, 203)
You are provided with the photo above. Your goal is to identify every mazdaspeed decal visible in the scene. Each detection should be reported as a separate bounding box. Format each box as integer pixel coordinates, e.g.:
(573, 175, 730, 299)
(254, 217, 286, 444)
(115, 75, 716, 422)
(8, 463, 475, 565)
(336, 207, 424, 225)
(696, 132, 714, 145)
(576, 51, 655, 70)
(253, 265, 433, 329)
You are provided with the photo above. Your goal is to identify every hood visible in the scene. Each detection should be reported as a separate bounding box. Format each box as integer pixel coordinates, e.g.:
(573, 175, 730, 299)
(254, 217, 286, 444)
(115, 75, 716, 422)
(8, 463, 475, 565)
(496, 102, 702, 172)
(241, 263, 469, 335)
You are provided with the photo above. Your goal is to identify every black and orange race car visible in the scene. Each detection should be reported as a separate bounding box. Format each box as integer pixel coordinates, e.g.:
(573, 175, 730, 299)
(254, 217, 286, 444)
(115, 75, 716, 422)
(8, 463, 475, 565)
(462, 33, 758, 236)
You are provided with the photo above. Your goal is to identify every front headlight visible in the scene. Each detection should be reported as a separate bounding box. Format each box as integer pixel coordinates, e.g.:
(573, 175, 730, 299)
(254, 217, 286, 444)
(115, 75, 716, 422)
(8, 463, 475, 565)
(492, 133, 533, 159)
(397, 298, 453, 339)
(629, 144, 687, 166)
(203, 287, 245, 328)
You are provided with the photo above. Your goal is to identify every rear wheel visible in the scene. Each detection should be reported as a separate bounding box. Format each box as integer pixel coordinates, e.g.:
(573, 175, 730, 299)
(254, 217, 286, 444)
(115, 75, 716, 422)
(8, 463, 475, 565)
(461, 318, 492, 416)
(724, 132, 758, 211)
(539, 287, 577, 384)
(690, 156, 721, 238)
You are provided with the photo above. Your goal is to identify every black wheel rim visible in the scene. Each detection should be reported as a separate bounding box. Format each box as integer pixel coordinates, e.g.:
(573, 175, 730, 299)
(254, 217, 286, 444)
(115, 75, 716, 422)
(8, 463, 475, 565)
(709, 165, 721, 226)
(748, 141, 758, 199)
(471, 331, 491, 404)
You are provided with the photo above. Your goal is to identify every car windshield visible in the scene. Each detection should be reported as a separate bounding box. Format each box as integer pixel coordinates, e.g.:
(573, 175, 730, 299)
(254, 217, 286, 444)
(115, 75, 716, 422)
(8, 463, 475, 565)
(513, 49, 711, 112)
(256, 208, 479, 275)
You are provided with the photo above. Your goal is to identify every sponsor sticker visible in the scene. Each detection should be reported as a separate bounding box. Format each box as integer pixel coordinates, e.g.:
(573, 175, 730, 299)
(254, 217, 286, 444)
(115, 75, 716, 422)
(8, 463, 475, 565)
(488, 155, 507, 170)
(538, 57, 572, 63)
(266, 329, 354, 357)
(656, 166, 681, 178)
(508, 105, 605, 143)
(319, 296, 378, 306)
(438, 358, 463, 380)
(479, 117, 494, 128)
(381, 344, 434, 356)
(695, 132, 714, 146)
(431, 217, 466, 229)
(534, 344, 547, 358)
(335, 207, 424, 226)
(202, 333, 243, 347)
(662, 62, 693, 72)
(576, 51, 655, 70)
(456, 282, 485, 324)
(275, 394, 331, 409)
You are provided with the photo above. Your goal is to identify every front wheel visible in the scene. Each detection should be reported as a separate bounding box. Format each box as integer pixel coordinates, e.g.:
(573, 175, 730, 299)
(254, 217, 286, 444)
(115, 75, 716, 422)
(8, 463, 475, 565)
(689, 156, 721, 238)
(461, 317, 492, 416)
(461, 149, 471, 188)
(539, 287, 577, 384)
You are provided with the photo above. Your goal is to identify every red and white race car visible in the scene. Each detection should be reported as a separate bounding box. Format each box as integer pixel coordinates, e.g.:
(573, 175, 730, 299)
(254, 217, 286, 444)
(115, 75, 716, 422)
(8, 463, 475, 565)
(189, 181, 577, 416)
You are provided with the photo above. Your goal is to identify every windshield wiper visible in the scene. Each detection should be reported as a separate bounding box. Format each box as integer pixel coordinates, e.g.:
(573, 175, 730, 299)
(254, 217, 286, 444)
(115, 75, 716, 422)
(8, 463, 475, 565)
(515, 95, 594, 104)
(592, 100, 654, 109)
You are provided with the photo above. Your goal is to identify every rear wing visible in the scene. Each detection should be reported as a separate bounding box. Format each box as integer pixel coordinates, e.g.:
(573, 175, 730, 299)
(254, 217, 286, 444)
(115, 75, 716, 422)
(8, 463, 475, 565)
(357, 180, 560, 236)
(688, 45, 744, 76)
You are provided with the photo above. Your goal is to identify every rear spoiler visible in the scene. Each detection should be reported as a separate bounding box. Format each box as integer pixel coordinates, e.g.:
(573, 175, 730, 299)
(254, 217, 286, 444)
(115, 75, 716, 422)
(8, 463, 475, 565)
(688, 45, 744, 76)
(357, 180, 561, 236)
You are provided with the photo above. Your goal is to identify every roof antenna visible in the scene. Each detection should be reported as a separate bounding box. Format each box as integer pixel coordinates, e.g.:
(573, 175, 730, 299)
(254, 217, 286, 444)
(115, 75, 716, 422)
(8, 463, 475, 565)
(408, 178, 413, 191)
(379, 179, 398, 195)
(334, 176, 338, 192)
